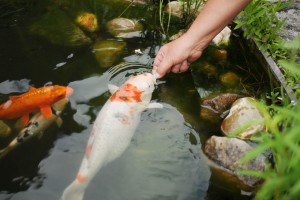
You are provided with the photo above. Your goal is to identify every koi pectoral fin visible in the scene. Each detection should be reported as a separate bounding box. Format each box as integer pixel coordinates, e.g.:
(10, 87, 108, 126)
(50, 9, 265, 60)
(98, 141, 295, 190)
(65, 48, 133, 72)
(108, 84, 119, 94)
(146, 103, 163, 109)
(40, 106, 53, 119)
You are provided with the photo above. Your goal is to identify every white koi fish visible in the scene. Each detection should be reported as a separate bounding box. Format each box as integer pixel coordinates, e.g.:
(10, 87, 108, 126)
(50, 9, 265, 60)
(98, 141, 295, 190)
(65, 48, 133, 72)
(61, 73, 163, 200)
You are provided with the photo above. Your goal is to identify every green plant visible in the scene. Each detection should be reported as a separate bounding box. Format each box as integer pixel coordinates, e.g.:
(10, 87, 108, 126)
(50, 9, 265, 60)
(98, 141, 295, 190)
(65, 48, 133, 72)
(239, 38, 300, 200)
(158, 0, 171, 36)
(234, 0, 290, 60)
(180, 0, 206, 27)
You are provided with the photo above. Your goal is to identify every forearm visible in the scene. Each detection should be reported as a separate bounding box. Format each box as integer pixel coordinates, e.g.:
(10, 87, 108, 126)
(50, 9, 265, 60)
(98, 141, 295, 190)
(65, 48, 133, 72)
(183, 0, 252, 51)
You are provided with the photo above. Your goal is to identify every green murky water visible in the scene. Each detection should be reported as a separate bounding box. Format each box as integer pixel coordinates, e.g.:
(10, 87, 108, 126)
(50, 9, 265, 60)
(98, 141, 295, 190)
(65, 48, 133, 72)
(0, 1, 271, 200)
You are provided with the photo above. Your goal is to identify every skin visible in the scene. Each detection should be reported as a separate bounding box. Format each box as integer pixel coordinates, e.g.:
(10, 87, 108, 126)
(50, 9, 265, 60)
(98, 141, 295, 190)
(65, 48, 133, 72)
(153, 0, 252, 78)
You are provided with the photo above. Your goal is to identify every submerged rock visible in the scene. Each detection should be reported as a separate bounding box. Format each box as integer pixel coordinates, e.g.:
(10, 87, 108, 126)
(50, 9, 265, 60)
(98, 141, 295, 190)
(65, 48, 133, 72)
(93, 39, 127, 68)
(204, 136, 266, 187)
(106, 17, 143, 38)
(211, 49, 228, 62)
(200, 93, 243, 124)
(30, 9, 92, 47)
(193, 61, 218, 78)
(76, 12, 99, 32)
(0, 120, 11, 141)
(201, 93, 243, 115)
(221, 97, 265, 140)
(124, 0, 151, 4)
(219, 71, 241, 87)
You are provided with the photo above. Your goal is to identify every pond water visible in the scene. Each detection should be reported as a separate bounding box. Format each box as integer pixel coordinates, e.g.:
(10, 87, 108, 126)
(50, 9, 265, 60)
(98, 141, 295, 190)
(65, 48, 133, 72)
(0, 0, 271, 200)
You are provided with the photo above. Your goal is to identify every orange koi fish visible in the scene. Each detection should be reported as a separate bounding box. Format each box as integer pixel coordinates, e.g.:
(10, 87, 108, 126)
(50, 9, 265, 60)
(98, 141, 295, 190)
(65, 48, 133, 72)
(0, 85, 73, 125)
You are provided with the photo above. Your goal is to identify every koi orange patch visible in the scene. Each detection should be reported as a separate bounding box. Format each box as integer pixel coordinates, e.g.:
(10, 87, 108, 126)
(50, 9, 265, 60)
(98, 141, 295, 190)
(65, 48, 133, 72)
(110, 83, 142, 102)
(85, 144, 93, 157)
(76, 174, 87, 183)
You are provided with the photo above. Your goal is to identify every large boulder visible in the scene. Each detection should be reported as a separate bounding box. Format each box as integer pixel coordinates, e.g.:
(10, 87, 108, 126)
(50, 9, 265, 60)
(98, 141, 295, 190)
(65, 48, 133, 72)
(204, 136, 267, 187)
(221, 97, 265, 140)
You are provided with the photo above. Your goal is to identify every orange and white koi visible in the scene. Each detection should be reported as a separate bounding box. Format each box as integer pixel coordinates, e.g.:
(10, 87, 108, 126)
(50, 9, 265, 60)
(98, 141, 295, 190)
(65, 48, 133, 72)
(0, 85, 73, 125)
(61, 73, 163, 200)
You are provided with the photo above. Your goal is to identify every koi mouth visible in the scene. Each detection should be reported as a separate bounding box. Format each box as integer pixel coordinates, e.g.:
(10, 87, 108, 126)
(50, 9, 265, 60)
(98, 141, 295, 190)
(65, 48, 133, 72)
(66, 86, 74, 97)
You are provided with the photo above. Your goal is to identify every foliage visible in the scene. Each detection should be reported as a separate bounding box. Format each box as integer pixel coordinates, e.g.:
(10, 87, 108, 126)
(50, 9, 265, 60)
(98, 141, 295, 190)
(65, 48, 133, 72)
(234, 0, 290, 60)
(158, 0, 171, 36)
(240, 38, 300, 200)
(180, 0, 207, 27)
(156, 0, 206, 37)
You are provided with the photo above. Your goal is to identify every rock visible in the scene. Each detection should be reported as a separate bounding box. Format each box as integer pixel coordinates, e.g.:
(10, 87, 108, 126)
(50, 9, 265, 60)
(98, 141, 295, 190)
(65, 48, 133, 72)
(0, 120, 11, 139)
(204, 136, 266, 187)
(30, 9, 92, 47)
(106, 17, 143, 38)
(76, 12, 99, 32)
(169, 29, 186, 41)
(221, 97, 265, 139)
(165, 1, 184, 18)
(212, 26, 232, 46)
(0, 120, 12, 148)
(219, 71, 241, 87)
(211, 49, 228, 62)
(194, 61, 218, 78)
(93, 39, 127, 68)
(202, 93, 243, 115)
(200, 93, 243, 125)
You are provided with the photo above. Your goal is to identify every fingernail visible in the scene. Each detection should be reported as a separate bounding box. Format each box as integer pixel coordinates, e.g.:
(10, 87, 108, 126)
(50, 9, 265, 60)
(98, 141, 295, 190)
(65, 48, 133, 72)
(152, 67, 161, 79)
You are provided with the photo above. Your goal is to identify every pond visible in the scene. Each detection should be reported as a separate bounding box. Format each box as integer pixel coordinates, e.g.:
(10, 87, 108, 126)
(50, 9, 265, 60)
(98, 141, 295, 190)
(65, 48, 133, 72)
(0, 0, 271, 200)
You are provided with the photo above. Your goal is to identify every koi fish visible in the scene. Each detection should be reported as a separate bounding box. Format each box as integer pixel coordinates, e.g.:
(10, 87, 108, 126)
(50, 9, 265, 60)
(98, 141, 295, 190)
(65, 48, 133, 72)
(0, 85, 73, 126)
(0, 98, 69, 159)
(61, 73, 163, 200)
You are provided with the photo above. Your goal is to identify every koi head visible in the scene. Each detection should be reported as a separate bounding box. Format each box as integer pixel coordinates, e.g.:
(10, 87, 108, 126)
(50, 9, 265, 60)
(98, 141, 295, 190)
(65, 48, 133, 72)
(127, 72, 155, 92)
(50, 85, 74, 102)
(110, 73, 156, 103)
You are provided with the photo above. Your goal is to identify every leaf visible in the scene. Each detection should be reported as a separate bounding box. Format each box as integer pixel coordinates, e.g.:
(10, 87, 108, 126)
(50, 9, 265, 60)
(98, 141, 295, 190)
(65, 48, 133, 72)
(239, 140, 274, 163)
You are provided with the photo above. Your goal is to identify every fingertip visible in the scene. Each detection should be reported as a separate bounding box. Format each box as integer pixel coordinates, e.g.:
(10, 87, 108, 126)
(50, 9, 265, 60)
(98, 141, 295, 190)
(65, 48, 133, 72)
(152, 66, 161, 79)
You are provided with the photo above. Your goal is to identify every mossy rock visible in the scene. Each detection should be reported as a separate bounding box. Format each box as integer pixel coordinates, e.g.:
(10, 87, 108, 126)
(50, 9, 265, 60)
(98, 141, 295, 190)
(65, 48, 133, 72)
(0, 120, 12, 147)
(219, 72, 241, 87)
(75, 12, 99, 32)
(93, 39, 127, 68)
(30, 9, 92, 47)
(0, 121, 11, 138)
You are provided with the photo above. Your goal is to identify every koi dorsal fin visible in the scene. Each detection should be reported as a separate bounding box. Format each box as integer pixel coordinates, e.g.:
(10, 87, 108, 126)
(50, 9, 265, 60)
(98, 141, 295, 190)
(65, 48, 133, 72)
(9, 96, 20, 101)
(28, 87, 37, 92)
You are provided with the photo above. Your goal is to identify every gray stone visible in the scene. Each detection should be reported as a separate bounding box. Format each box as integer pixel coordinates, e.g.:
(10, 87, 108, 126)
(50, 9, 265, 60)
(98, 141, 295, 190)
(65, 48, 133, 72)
(204, 136, 266, 187)
(221, 97, 265, 139)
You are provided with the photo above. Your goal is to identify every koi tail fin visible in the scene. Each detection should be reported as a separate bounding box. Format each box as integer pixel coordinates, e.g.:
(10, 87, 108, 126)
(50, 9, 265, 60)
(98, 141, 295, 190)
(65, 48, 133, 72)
(61, 180, 86, 200)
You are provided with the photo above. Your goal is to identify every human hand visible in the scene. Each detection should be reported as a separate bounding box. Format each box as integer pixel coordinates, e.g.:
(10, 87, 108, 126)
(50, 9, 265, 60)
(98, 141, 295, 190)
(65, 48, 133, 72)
(152, 35, 203, 78)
